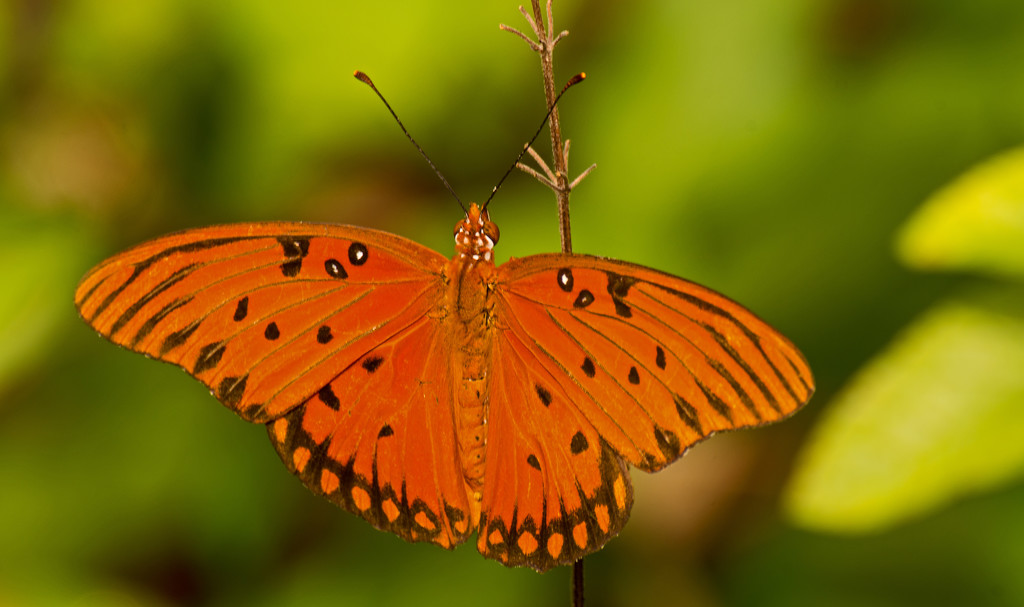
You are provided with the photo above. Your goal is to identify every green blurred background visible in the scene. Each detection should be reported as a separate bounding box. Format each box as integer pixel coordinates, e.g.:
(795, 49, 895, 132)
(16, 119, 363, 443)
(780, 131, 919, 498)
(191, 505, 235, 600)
(4, 0, 1024, 605)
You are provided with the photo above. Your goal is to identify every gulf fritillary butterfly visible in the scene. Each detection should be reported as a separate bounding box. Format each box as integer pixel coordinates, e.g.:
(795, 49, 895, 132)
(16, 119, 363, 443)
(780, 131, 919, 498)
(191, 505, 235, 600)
(75, 202, 813, 571)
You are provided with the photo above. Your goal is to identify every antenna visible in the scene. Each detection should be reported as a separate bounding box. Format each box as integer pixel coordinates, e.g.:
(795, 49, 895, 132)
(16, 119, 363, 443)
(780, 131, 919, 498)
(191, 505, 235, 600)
(353, 71, 465, 212)
(482, 72, 586, 211)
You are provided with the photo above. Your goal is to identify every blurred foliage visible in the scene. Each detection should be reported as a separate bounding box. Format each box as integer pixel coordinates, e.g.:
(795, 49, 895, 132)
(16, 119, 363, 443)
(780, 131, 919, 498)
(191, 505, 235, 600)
(0, 207, 91, 394)
(786, 291, 1024, 532)
(3, 0, 1024, 605)
(898, 146, 1024, 278)
(787, 145, 1024, 539)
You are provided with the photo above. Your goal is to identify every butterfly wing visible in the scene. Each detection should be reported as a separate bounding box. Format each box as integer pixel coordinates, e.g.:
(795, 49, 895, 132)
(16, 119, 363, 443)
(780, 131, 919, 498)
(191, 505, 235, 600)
(478, 253, 814, 570)
(267, 313, 472, 548)
(477, 328, 633, 570)
(75, 222, 445, 422)
(75, 222, 471, 548)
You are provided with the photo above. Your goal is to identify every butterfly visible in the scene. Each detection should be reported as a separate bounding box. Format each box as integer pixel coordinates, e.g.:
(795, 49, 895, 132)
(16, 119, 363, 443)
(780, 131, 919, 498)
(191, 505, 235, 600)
(75, 201, 814, 571)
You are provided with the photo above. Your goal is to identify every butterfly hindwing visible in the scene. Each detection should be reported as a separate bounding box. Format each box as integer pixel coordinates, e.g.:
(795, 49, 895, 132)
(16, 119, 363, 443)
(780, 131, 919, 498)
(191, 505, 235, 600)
(74, 222, 448, 423)
(477, 320, 633, 570)
(496, 253, 814, 474)
(267, 315, 472, 549)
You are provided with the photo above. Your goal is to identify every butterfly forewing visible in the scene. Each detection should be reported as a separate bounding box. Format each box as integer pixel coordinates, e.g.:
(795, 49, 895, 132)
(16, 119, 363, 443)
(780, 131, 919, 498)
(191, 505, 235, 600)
(74, 222, 448, 422)
(496, 253, 814, 472)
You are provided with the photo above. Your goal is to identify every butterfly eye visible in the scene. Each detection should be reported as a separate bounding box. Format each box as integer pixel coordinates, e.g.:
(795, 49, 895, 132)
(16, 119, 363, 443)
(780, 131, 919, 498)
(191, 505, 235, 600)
(485, 221, 500, 245)
(453, 222, 462, 238)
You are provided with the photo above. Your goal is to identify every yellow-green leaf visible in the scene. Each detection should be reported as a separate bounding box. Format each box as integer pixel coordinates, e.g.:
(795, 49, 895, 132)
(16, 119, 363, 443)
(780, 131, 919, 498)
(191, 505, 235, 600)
(785, 293, 1024, 533)
(897, 146, 1024, 279)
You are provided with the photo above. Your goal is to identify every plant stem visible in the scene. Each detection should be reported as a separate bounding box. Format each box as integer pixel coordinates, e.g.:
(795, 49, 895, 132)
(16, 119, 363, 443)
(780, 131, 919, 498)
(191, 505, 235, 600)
(529, 1, 573, 253)
(502, 0, 594, 255)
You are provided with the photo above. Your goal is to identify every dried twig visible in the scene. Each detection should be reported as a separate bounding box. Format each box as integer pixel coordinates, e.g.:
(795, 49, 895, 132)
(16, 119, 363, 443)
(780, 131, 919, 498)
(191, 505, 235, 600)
(501, 0, 595, 254)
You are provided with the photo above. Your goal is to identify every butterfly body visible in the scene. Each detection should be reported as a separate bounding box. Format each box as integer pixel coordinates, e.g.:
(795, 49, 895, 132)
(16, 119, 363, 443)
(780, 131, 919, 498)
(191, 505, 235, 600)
(448, 204, 502, 524)
(76, 203, 813, 571)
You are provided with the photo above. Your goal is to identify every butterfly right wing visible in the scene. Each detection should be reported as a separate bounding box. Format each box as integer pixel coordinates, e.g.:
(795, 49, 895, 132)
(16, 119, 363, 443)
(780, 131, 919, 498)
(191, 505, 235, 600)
(474, 252, 813, 571)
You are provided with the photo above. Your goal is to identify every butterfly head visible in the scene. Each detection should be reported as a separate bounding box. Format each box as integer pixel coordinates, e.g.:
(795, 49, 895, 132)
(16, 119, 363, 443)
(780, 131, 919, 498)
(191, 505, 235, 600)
(454, 203, 500, 262)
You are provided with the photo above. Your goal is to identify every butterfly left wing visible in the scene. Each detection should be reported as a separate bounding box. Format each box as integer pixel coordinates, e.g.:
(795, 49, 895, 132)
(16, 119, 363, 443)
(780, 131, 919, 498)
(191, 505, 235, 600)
(75, 222, 446, 423)
(266, 311, 473, 550)
(76, 222, 475, 549)
(476, 252, 814, 571)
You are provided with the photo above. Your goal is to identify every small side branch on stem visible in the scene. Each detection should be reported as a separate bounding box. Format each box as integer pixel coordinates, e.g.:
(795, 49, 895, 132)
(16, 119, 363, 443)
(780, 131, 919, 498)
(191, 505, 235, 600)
(501, 0, 594, 254)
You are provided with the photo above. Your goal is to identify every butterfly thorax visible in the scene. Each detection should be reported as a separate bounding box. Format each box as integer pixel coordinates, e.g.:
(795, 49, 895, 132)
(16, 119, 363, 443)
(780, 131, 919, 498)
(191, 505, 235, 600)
(449, 203, 500, 524)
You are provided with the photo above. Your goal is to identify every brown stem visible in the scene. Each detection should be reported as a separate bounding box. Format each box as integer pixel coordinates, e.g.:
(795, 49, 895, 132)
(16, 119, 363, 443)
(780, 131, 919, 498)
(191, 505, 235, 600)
(572, 558, 585, 607)
(502, 0, 594, 255)
(533, 0, 573, 253)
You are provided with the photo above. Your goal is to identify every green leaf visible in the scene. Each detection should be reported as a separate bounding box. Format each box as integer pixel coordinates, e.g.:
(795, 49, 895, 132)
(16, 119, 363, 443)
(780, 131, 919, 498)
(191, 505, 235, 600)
(0, 212, 93, 397)
(784, 291, 1024, 533)
(897, 146, 1024, 279)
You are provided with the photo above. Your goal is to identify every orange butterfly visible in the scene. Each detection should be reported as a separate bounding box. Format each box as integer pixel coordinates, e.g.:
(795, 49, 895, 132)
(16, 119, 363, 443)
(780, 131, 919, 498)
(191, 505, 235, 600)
(75, 202, 813, 571)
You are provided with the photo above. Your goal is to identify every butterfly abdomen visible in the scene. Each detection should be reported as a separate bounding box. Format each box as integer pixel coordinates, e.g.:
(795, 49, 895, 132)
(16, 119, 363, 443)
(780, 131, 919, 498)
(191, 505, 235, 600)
(449, 255, 499, 526)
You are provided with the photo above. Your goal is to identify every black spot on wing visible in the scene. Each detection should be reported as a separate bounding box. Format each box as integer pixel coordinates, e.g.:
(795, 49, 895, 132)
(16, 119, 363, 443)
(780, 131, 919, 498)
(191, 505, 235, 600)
(378, 424, 394, 439)
(216, 374, 248, 408)
(573, 290, 594, 308)
(317, 325, 333, 344)
(627, 366, 640, 385)
(278, 236, 309, 257)
(673, 393, 703, 434)
(527, 454, 541, 471)
(324, 258, 347, 279)
(656, 346, 666, 370)
(160, 319, 203, 355)
(280, 259, 302, 277)
(362, 356, 384, 373)
(535, 384, 552, 407)
(278, 236, 310, 277)
(348, 242, 368, 266)
(233, 296, 249, 321)
(557, 268, 574, 292)
(264, 322, 280, 340)
(696, 377, 733, 423)
(318, 384, 341, 410)
(606, 272, 637, 318)
(654, 426, 681, 459)
(194, 341, 226, 374)
(581, 357, 596, 378)
(570, 431, 589, 454)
